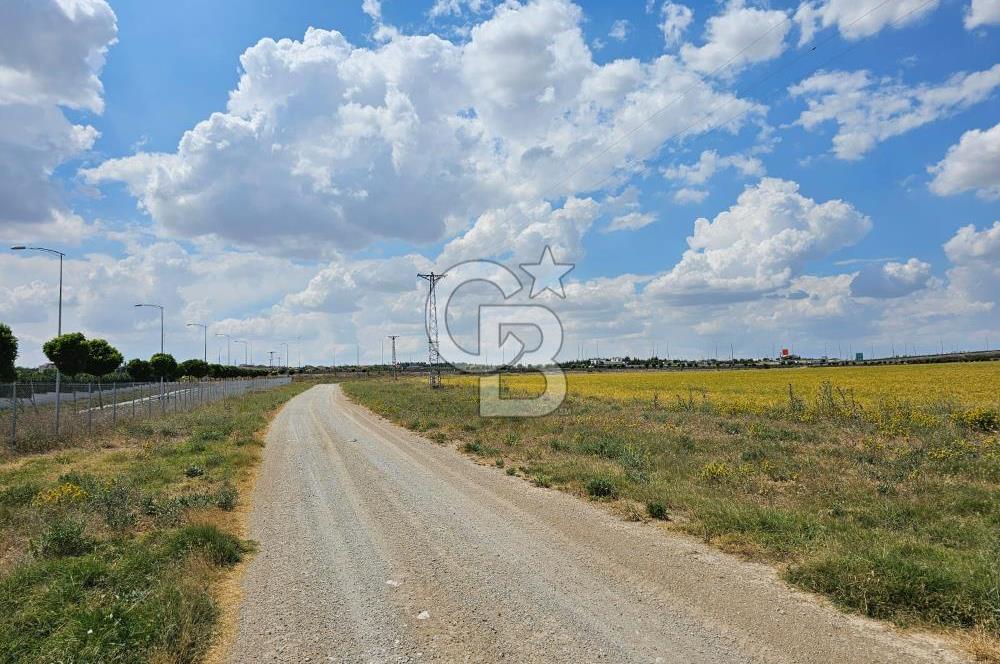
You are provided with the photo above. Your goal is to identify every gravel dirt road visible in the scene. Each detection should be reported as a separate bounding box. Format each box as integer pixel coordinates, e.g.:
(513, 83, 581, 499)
(228, 384, 965, 663)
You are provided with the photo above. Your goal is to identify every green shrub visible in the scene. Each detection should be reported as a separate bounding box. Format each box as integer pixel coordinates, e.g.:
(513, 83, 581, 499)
(619, 444, 652, 483)
(167, 524, 247, 566)
(91, 475, 139, 532)
(184, 465, 205, 478)
(0, 482, 41, 508)
(585, 476, 617, 499)
(646, 501, 669, 520)
(788, 540, 998, 631)
(32, 520, 93, 557)
(531, 472, 553, 488)
(215, 485, 238, 512)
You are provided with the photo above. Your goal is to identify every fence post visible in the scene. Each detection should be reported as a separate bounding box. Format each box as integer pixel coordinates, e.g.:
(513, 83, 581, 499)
(132, 383, 136, 419)
(112, 382, 118, 428)
(10, 382, 17, 446)
(88, 383, 93, 435)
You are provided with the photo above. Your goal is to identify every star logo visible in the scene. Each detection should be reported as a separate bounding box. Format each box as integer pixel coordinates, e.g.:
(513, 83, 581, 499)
(519, 245, 574, 299)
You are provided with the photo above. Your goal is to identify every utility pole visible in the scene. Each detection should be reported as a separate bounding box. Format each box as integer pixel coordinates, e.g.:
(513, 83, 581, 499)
(187, 323, 208, 362)
(268, 351, 276, 368)
(216, 333, 231, 365)
(12, 246, 65, 433)
(135, 303, 164, 354)
(388, 335, 399, 380)
(418, 272, 445, 388)
(234, 339, 248, 365)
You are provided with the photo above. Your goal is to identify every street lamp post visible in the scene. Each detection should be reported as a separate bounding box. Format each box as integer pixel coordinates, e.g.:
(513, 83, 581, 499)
(134, 304, 164, 354)
(186, 323, 208, 363)
(234, 339, 248, 366)
(11, 246, 65, 433)
(216, 333, 232, 365)
(280, 342, 289, 370)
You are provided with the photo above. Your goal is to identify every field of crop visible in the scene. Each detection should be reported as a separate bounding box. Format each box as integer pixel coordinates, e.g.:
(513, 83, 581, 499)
(446, 362, 1000, 423)
(345, 361, 1000, 660)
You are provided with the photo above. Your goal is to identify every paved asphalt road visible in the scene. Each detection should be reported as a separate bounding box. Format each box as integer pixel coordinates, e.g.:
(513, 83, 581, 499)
(228, 384, 965, 663)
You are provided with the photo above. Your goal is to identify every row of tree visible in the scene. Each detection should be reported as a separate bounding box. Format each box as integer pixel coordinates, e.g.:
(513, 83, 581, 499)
(0, 324, 279, 384)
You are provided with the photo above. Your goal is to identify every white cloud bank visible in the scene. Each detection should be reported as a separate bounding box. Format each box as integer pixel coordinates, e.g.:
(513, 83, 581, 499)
(84, 0, 759, 258)
(0, 0, 116, 241)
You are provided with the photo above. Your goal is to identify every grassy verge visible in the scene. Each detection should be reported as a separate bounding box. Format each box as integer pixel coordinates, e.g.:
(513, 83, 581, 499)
(344, 376, 1000, 659)
(0, 381, 311, 664)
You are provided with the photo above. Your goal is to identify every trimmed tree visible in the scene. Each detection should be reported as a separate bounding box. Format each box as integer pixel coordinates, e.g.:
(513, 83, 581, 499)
(125, 358, 153, 382)
(149, 353, 178, 381)
(0, 323, 17, 383)
(178, 358, 209, 379)
(85, 339, 124, 379)
(42, 332, 89, 378)
(85, 339, 124, 405)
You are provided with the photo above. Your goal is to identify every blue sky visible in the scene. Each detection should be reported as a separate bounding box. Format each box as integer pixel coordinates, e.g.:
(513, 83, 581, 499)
(1, 0, 998, 366)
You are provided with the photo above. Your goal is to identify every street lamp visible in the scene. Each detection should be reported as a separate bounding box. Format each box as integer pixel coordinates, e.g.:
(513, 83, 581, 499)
(134, 304, 164, 354)
(234, 339, 248, 366)
(11, 246, 65, 433)
(216, 333, 231, 365)
(280, 342, 289, 370)
(186, 323, 208, 363)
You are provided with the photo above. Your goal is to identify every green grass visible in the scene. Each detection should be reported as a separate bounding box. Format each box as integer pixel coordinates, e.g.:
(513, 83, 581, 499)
(0, 381, 310, 664)
(343, 376, 1000, 650)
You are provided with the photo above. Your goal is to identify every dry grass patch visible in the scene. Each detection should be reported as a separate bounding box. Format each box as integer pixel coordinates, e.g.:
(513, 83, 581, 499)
(345, 373, 1000, 659)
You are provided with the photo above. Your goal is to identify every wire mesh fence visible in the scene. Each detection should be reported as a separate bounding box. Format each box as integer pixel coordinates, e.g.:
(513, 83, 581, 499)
(1, 376, 292, 450)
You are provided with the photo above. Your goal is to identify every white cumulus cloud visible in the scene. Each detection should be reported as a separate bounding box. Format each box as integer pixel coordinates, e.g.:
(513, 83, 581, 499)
(646, 178, 871, 303)
(680, 2, 790, 75)
(850, 258, 932, 298)
(965, 0, 1000, 28)
(928, 122, 1000, 200)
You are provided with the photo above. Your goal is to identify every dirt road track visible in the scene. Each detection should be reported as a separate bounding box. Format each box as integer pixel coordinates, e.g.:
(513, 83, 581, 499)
(228, 385, 965, 663)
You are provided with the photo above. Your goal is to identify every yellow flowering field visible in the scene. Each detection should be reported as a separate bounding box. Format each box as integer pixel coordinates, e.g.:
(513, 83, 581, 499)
(445, 362, 999, 415)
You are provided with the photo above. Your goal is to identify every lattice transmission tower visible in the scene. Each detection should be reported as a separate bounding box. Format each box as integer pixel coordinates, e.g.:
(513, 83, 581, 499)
(387, 335, 399, 380)
(417, 272, 444, 388)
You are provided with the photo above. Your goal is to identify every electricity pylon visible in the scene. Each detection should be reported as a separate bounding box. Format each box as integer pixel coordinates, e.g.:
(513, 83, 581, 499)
(388, 335, 399, 380)
(417, 272, 444, 388)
